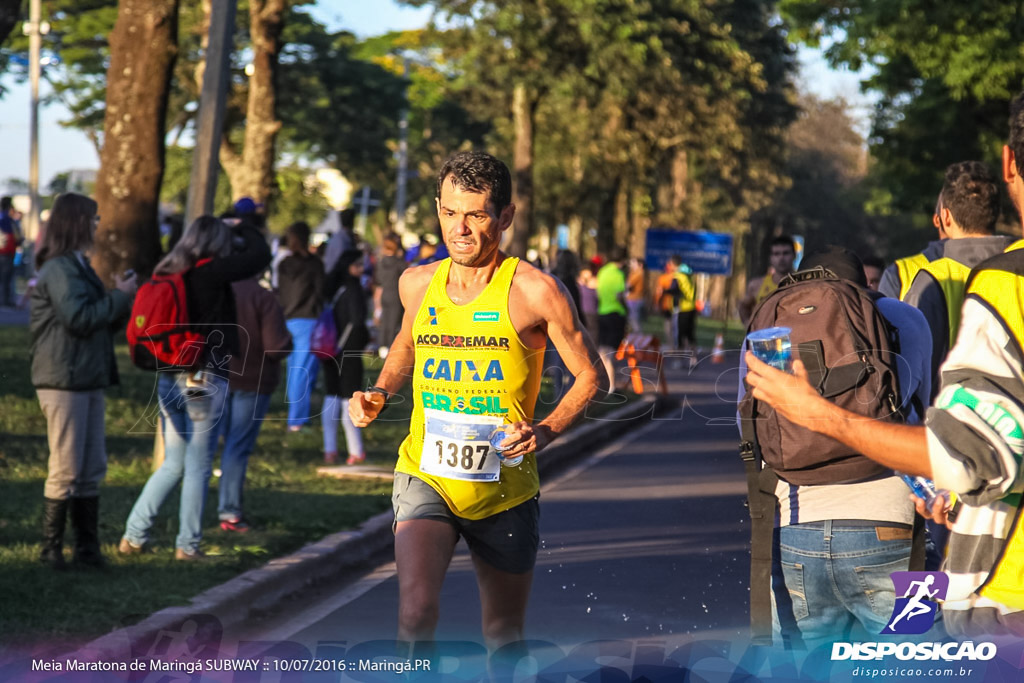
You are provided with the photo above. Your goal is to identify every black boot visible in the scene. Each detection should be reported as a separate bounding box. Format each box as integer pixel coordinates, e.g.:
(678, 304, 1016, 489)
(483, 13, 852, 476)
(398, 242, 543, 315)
(70, 496, 106, 568)
(40, 498, 68, 570)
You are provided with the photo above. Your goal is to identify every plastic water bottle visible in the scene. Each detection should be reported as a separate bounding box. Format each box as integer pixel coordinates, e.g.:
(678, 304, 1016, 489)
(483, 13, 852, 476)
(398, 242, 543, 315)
(490, 429, 523, 467)
(900, 474, 941, 509)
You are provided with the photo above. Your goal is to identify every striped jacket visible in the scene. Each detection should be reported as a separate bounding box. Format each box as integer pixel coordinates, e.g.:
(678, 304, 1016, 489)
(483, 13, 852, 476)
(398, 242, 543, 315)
(926, 250, 1024, 636)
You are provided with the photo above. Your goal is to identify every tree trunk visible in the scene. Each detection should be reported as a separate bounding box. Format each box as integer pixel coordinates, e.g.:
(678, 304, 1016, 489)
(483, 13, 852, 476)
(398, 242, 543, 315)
(567, 215, 583, 254)
(613, 177, 631, 250)
(670, 148, 688, 221)
(509, 81, 536, 258)
(596, 177, 619, 255)
(221, 0, 284, 204)
(629, 185, 649, 259)
(92, 0, 179, 283)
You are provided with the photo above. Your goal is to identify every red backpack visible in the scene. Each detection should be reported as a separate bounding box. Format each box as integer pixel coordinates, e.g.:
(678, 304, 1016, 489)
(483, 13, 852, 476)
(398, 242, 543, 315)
(126, 259, 210, 371)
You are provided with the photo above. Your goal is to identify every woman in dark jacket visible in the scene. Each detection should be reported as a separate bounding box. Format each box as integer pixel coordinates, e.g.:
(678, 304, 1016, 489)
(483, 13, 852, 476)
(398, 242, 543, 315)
(120, 215, 271, 560)
(320, 249, 370, 465)
(31, 192, 137, 569)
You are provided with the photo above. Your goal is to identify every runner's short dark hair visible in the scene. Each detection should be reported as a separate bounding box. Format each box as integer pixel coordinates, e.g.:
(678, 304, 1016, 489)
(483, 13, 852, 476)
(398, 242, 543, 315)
(436, 151, 512, 213)
(770, 235, 796, 252)
(940, 161, 999, 235)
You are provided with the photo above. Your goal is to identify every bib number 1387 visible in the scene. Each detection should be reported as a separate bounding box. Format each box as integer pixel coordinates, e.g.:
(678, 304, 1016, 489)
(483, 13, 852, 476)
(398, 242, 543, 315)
(435, 441, 489, 472)
(419, 408, 502, 482)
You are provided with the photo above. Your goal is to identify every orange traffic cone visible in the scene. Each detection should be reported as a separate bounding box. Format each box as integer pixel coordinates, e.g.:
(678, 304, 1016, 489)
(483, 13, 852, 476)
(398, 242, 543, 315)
(711, 333, 725, 364)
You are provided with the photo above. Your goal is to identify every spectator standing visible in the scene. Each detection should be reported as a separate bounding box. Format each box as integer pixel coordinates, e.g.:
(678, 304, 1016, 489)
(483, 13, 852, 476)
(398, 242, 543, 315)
(743, 94, 1024, 635)
(658, 256, 697, 363)
(277, 221, 326, 431)
(0, 196, 24, 308)
(549, 249, 583, 401)
(902, 161, 1013, 390)
(217, 276, 293, 532)
(120, 216, 270, 560)
(321, 249, 371, 465)
(373, 234, 407, 357)
(739, 248, 931, 648)
(577, 260, 600, 343)
(31, 193, 137, 568)
(323, 208, 357, 275)
(738, 235, 797, 324)
(596, 248, 628, 389)
(877, 195, 949, 300)
(861, 254, 885, 291)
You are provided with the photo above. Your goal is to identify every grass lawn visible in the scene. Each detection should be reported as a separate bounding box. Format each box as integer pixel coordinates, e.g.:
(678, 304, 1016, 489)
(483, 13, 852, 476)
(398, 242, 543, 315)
(0, 322, 638, 650)
(0, 324, 412, 651)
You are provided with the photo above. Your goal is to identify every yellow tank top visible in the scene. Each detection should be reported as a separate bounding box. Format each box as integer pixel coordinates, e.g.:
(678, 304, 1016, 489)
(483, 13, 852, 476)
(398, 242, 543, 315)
(755, 272, 779, 304)
(395, 256, 545, 520)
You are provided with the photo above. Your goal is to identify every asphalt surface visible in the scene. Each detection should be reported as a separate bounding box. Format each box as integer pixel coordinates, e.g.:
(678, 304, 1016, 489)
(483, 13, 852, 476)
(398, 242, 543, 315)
(206, 350, 759, 681)
(251, 357, 750, 648)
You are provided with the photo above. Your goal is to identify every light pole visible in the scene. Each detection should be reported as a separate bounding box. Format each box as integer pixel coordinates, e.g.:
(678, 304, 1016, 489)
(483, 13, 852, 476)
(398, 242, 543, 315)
(23, 0, 49, 243)
(185, 0, 237, 225)
(393, 56, 410, 234)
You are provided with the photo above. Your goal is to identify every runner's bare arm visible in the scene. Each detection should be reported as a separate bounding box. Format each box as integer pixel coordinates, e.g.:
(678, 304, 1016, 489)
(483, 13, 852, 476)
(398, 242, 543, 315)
(350, 263, 439, 427)
(744, 351, 931, 476)
(499, 269, 607, 455)
(737, 277, 761, 324)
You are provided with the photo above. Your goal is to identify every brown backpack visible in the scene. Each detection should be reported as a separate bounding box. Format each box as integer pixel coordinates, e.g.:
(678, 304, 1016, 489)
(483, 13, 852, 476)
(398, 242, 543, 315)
(739, 268, 908, 486)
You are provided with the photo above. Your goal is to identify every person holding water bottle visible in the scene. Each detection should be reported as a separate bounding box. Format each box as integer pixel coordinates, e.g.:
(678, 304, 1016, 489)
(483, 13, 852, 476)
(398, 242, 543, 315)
(739, 247, 933, 647)
(348, 151, 606, 652)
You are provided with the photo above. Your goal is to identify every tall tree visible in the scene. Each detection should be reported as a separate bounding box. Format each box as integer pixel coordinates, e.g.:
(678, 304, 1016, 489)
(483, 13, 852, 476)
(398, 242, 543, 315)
(780, 0, 1024, 223)
(91, 0, 179, 281)
(405, 0, 590, 257)
(216, 0, 288, 205)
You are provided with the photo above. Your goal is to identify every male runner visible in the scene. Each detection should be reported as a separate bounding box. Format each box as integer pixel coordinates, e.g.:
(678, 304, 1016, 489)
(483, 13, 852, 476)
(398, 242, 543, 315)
(350, 151, 606, 650)
(738, 235, 797, 324)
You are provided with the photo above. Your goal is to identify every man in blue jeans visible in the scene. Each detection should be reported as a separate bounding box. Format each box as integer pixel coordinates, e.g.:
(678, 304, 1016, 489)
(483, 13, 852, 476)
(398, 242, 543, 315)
(218, 276, 292, 531)
(739, 248, 932, 649)
(276, 221, 325, 430)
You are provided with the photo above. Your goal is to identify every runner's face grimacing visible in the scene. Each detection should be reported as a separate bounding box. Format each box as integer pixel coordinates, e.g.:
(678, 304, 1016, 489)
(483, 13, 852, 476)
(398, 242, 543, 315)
(436, 176, 514, 267)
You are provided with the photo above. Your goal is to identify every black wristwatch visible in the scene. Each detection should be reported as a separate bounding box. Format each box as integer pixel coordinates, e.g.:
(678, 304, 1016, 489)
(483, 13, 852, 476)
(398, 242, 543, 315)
(367, 386, 391, 414)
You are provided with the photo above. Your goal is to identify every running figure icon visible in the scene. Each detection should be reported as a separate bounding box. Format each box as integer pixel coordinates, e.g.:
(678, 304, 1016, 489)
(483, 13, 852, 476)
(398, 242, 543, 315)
(888, 574, 940, 630)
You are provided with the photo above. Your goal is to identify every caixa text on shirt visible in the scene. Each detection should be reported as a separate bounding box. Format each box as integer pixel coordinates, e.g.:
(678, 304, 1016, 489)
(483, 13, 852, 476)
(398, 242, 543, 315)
(423, 358, 504, 382)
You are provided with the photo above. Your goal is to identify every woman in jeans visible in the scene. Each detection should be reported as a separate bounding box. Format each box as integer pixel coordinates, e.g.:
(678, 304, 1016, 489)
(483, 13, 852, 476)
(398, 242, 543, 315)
(120, 216, 270, 560)
(31, 193, 137, 569)
(320, 249, 370, 465)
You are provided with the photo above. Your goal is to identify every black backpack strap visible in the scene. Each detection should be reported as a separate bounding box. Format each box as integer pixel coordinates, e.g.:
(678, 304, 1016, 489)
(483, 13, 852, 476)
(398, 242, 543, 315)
(909, 513, 926, 571)
(740, 397, 778, 645)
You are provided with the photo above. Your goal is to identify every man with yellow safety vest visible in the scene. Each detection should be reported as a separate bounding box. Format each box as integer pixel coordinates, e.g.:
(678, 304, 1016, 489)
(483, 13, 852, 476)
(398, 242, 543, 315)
(877, 195, 949, 301)
(742, 92, 1024, 637)
(901, 161, 1013, 388)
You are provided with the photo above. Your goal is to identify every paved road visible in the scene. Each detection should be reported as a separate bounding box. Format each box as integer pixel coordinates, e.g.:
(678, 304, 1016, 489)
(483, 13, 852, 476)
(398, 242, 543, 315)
(219, 352, 758, 678)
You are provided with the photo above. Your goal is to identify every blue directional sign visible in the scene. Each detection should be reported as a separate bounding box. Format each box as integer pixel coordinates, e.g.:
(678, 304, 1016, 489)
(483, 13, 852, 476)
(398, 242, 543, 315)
(644, 229, 733, 275)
